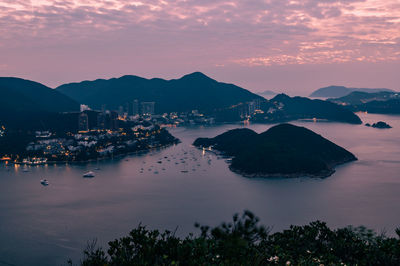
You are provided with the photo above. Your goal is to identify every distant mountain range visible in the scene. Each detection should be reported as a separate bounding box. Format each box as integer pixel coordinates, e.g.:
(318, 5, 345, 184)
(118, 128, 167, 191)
(328, 91, 400, 114)
(193, 124, 357, 178)
(0, 77, 79, 113)
(1, 73, 371, 131)
(328, 91, 400, 106)
(310, 86, 393, 98)
(56, 72, 264, 114)
(0, 77, 79, 130)
(358, 99, 400, 114)
(256, 90, 277, 97)
(252, 94, 362, 124)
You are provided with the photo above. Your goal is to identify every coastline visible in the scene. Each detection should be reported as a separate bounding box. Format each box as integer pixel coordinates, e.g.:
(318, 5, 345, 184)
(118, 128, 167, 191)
(193, 145, 357, 179)
(12, 141, 179, 166)
(229, 157, 357, 179)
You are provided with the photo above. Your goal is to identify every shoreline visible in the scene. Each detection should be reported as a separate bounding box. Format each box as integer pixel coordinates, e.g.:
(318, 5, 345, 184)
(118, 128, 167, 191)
(229, 157, 357, 179)
(193, 145, 357, 179)
(11, 142, 179, 166)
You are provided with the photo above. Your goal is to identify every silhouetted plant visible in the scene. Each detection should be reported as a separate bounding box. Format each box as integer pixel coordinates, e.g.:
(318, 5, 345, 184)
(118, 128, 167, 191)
(76, 211, 400, 266)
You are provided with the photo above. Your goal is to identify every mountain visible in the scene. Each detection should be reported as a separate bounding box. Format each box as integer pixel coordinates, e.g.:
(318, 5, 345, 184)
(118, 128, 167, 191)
(193, 124, 357, 178)
(328, 91, 400, 114)
(0, 77, 79, 130)
(257, 90, 277, 97)
(0, 77, 79, 112)
(358, 99, 400, 114)
(56, 72, 264, 114)
(310, 86, 393, 98)
(328, 91, 400, 106)
(252, 94, 362, 124)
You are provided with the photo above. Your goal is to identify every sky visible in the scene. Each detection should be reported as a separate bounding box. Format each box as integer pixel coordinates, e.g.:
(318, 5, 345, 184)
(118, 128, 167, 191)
(0, 0, 399, 95)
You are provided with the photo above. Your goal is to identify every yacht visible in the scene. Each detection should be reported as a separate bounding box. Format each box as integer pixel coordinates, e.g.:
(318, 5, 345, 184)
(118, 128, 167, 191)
(40, 179, 49, 186)
(83, 171, 95, 178)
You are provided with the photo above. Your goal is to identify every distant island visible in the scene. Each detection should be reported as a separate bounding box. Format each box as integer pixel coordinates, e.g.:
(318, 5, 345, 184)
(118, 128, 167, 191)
(256, 90, 277, 97)
(193, 124, 357, 178)
(328, 91, 400, 114)
(328, 91, 399, 106)
(358, 99, 400, 114)
(365, 121, 392, 129)
(310, 85, 393, 98)
(251, 94, 362, 124)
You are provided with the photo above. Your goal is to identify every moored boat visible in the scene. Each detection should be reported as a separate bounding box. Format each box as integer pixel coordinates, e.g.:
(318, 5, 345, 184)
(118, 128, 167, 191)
(83, 171, 95, 178)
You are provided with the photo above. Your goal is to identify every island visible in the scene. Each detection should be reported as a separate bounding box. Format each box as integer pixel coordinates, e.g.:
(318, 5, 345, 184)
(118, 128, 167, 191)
(365, 121, 392, 129)
(193, 124, 357, 178)
(250, 94, 362, 125)
(327, 91, 400, 114)
(310, 85, 393, 98)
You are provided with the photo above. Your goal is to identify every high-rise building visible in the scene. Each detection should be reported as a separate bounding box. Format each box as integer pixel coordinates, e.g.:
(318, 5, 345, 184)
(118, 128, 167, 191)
(141, 102, 155, 115)
(118, 105, 124, 116)
(132, 99, 139, 115)
(110, 111, 119, 130)
(248, 101, 256, 116)
(78, 112, 89, 132)
(125, 103, 130, 115)
(97, 112, 106, 129)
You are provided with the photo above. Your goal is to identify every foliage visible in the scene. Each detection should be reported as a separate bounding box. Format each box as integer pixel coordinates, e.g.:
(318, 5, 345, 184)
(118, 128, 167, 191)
(76, 211, 400, 266)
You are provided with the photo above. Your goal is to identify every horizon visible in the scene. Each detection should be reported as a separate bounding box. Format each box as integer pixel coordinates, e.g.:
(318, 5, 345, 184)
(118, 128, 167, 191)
(2, 70, 398, 97)
(1, 0, 399, 95)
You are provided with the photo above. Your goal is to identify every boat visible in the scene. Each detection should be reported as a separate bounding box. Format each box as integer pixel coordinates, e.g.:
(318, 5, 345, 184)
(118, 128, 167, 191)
(83, 171, 95, 178)
(40, 179, 49, 186)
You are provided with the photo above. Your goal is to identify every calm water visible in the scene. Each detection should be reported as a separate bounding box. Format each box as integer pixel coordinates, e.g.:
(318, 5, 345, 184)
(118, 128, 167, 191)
(1, 113, 400, 265)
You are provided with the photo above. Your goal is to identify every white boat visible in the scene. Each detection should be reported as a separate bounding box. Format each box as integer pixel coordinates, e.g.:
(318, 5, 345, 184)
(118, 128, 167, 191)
(83, 171, 95, 178)
(40, 179, 49, 186)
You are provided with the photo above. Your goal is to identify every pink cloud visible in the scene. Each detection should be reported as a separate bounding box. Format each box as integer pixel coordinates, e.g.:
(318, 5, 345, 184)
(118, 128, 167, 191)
(0, 0, 399, 92)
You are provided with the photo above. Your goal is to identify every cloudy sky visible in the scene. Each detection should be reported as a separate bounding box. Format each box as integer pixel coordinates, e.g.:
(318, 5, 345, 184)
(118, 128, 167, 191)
(1, 0, 399, 95)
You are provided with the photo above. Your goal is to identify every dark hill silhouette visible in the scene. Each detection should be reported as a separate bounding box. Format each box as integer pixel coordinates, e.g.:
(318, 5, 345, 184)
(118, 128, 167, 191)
(56, 72, 264, 113)
(254, 94, 362, 124)
(0, 77, 79, 112)
(359, 99, 400, 114)
(310, 85, 393, 98)
(0, 77, 79, 130)
(328, 91, 399, 106)
(194, 124, 357, 178)
(327, 91, 400, 114)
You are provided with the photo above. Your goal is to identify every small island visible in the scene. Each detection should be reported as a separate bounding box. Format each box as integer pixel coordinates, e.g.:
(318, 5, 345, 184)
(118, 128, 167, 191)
(365, 121, 392, 129)
(193, 124, 357, 178)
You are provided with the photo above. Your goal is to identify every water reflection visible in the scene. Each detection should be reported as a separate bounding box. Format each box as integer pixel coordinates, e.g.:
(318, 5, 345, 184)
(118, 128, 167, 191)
(0, 113, 399, 265)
